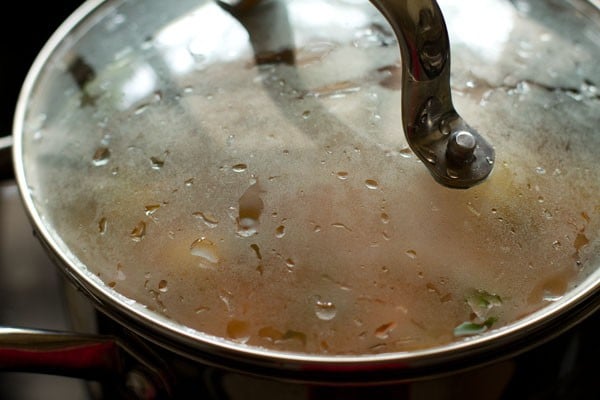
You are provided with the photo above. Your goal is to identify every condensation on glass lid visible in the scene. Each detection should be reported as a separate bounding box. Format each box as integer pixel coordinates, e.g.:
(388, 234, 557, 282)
(18, 0, 600, 355)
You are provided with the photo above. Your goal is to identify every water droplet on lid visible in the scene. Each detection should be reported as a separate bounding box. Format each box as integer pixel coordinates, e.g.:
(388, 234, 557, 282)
(552, 240, 562, 250)
(258, 326, 283, 341)
(145, 204, 160, 216)
(237, 180, 264, 237)
(134, 103, 149, 115)
(250, 244, 262, 261)
(105, 12, 126, 31)
(98, 217, 107, 234)
(275, 225, 286, 238)
(151, 156, 165, 170)
(158, 280, 168, 293)
(398, 147, 412, 158)
(227, 320, 251, 343)
(535, 166, 546, 175)
(406, 250, 417, 259)
(193, 212, 219, 228)
(302, 110, 311, 119)
(92, 147, 111, 166)
(332, 222, 352, 231)
(225, 134, 235, 147)
(116, 263, 126, 281)
(195, 306, 209, 314)
(336, 171, 349, 180)
(184, 178, 194, 187)
(542, 293, 563, 302)
(130, 221, 146, 241)
(314, 298, 337, 321)
(380, 213, 390, 224)
(237, 218, 258, 237)
(285, 258, 296, 269)
(365, 179, 379, 190)
(232, 164, 248, 172)
(574, 233, 589, 251)
(370, 113, 382, 123)
(190, 238, 219, 264)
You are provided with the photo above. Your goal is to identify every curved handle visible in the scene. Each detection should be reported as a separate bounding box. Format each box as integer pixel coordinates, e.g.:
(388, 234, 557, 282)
(219, 0, 495, 188)
(0, 327, 116, 376)
(0, 326, 172, 399)
(370, 0, 495, 188)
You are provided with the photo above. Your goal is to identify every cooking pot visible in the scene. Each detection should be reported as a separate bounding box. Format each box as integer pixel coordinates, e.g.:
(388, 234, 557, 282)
(1, 0, 599, 398)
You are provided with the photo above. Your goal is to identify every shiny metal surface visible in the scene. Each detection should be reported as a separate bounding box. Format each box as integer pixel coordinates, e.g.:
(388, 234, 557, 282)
(370, 0, 494, 188)
(5, 0, 595, 390)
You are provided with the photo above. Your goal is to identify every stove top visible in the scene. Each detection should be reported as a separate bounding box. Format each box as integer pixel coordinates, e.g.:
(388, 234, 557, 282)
(0, 183, 89, 399)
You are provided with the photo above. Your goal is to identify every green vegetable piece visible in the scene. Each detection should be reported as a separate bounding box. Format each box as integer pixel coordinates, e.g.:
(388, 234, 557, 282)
(453, 317, 498, 337)
(466, 289, 503, 320)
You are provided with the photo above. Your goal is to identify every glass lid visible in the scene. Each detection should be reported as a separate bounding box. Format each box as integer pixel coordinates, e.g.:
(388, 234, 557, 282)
(14, 0, 600, 359)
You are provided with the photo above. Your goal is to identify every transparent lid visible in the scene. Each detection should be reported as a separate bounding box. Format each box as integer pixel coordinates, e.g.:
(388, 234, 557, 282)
(16, 0, 600, 357)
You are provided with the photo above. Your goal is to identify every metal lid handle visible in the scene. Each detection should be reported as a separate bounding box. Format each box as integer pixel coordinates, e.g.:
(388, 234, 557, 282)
(370, 0, 495, 188)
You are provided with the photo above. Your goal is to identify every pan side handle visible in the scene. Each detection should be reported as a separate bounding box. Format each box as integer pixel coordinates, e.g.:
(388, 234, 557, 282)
(0, 326, 172, 399)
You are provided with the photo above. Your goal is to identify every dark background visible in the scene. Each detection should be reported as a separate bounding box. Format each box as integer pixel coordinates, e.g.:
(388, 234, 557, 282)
(0, 1, 84, 137)
(0, 2, 89, 399)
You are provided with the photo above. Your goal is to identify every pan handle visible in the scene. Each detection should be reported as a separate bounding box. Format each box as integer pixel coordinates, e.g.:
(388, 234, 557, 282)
(0, 136, 14, 181)
(0, 326, 172, 399)
(0, 141, 171, 398)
